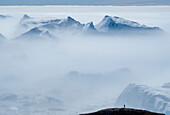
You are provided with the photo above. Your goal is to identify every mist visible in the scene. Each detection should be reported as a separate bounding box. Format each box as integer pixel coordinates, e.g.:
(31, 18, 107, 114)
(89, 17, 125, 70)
(0, 6, 170, 115)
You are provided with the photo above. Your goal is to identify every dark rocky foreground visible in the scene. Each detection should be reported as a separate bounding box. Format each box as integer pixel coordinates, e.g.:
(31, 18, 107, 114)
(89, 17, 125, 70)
(80, 108, 165, 115)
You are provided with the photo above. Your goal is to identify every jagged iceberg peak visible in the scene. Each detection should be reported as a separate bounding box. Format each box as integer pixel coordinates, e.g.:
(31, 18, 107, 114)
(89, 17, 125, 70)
(16, 27, 55, 40)
(59, 16, 77, 24)
(99, 15, 146, 28)
(115, 83, 170, 114)
(83, 22, 96, 29)
(19, 14, 34, 28)
(20, 14, 32, 22)
(0, 14, 11, 19)
(23, 14, 30, 18)
(16, 15, 163, 37)
(23, 14, 31, 20)
(96, 15, 116, 32)
(67, 16, 76, 22)
(18, 14, 38, 30)
(57, 16, 83, 29)
(123, 83, 150, 91)
(16, 27, 43, 39)
(82, 22, 97, 32)
(25, 27, 42, 35)
(29, 27, 52, 38)
(111, 16, 146, 28)
(96, 15, 161, 33)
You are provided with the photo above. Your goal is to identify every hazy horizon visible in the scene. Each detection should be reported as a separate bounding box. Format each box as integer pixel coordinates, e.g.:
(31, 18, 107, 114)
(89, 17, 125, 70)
(0, 0, 170, 6)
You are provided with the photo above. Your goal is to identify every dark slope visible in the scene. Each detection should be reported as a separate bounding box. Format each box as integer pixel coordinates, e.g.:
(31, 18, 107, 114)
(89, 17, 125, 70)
(80, 108, 165, 115)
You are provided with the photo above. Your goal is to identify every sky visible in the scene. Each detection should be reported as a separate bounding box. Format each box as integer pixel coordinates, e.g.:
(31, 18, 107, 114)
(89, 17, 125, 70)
(0, 0, 170, 5)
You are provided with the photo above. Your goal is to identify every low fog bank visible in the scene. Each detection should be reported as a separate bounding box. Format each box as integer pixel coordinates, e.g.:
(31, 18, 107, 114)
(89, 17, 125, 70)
(0, 34, 170, 114)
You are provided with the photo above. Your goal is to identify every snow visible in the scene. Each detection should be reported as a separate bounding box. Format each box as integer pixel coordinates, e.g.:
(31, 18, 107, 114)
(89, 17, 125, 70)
(16, 14, 162, 40)
(96, 15, 116, 32)
(115, 84, 170, 114)
(111, 16, 147, 28)
(15, 27, 54, 40)
(0, 14, 10, 19)
(95, 15, 161, 33)
(82, 22, 97, 34)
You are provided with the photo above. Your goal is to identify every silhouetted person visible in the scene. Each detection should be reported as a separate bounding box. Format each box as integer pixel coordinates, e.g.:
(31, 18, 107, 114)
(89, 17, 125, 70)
(124, 105, 126, 108)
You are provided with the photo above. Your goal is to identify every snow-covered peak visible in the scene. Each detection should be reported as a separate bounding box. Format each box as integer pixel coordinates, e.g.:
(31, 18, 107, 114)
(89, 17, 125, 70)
(96, 15, 116, 32)
(19, 14, 36, 29)
(58, 16, 83, 27)
(20, 14, 32, 22)
(51, 16, 84, 32)
(85, 22, 96, 29)
(101, 15, 146, 28)
(67, 16, 76, 22)
(17, 15, 163, 37)
(96, 15, 160, 33)
(82, 22, 97, 33)
(16, 27, 55, 40)
(0, 15, 10, 19)
(111, 16, 146, 28)
(23, 14, 31, 19)
(58, 16, 76, 24)
(25, 27, 42, 35)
